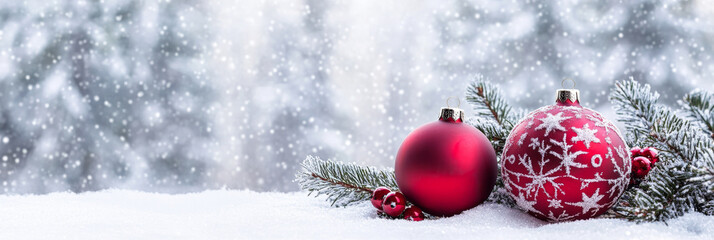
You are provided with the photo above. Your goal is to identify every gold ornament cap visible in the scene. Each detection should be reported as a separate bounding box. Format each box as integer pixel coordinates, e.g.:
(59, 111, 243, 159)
(439, 97, 465, 122)
(555, 78, 580, 104)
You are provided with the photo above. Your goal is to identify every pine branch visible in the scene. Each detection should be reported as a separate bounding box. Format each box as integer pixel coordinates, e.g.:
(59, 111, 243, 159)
(612, 166, 693, 221)
(610, 79, 713, 163)
(610, 79, 714, 221)
(295, 156, 399, 207)
(466, 75, 522, 129)
(464, 75, 526, 155)
(682, 90, 714, 140)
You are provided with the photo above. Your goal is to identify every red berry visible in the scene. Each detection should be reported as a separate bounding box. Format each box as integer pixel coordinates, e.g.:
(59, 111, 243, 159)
(371, 187, 391, 210)
(632, 156, 652, 179)
(630, 146, 642, 157)
(403, 206, 425, 221)
(382, 192, 407, 217)
(641, 147, 658, 158)
(649, 156, 659, 167)
(641, 147, 659, 165)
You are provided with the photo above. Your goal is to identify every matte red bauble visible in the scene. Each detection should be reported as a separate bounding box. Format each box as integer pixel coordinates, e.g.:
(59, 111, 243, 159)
(395, 103, 497, 217)
(501, 86, 631, 222)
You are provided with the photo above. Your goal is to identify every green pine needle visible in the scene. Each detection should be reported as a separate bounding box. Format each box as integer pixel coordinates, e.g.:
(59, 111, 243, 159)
(682, 90, 714, 139)
(295, 156, 399, 207)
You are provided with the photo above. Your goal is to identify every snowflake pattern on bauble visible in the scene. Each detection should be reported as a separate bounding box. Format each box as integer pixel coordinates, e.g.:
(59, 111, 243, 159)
(501, 103, 631, 222)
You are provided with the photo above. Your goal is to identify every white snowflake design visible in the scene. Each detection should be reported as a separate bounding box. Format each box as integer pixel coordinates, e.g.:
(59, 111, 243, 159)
(566, 188, 606, 215)
(501, 105, 631, 221)
(571, 123, 600, 148)
(547, 199, 563, 209)
(534, 112, 571, 136)
(512, 192, 543, 215)
(549, 134, 588, 175)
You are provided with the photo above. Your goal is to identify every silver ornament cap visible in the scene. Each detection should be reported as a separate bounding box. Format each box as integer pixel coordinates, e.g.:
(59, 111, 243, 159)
(555, 78, 580, 104)
(439, 97, 465, 122)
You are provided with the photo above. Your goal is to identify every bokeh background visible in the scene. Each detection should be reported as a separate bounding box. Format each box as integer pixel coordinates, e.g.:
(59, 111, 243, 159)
(0, 0, 713, 193)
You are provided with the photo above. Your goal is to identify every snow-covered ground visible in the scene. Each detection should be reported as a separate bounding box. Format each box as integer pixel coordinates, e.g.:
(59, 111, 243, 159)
(0, 190, 711, 239)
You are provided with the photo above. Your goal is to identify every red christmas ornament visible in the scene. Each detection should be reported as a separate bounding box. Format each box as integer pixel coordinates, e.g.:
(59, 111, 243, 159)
(501, 83, 631, 221)
(395, 99, 497, 217)
(382, 192, 407, 217)
(631, 156, 652, 179)
(371, 187, 391, 210)
(403, 206, 425, 221)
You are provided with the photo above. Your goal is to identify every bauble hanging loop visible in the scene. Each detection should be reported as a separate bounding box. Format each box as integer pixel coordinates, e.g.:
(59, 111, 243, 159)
(561, 77, 577, 88)
(446, 96, 461, 108)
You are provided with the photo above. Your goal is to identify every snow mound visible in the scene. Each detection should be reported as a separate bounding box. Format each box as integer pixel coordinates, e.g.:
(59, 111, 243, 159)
(0, 190, 711, 239)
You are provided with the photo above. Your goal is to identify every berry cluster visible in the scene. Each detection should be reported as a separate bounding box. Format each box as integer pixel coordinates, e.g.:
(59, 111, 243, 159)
(630, 147, 659, 186)
(370, 187, 425, 221)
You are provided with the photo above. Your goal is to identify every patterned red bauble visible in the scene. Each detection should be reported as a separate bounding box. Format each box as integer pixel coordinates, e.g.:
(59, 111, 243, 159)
(501, 87, 631, 221)
(396, 102, 497, 217)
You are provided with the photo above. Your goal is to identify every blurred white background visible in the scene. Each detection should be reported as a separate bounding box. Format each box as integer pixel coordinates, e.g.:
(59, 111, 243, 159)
(0, 0, 713, 193)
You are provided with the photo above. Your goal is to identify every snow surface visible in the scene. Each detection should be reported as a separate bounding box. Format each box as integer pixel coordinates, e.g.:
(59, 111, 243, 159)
(0, 190, 711, 240)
